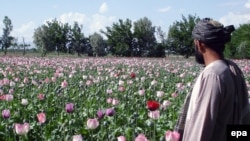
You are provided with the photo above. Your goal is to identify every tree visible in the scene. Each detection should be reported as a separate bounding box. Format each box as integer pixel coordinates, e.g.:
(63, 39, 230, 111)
(1, 16, 14, 55)
(156, 26, 167, 44)
(154, 26, 167, 57)
(133, 17, 157, 57)
(19, 37, 30, 56)
(89, 32, 106, 56)
(33, 25, 51, 56)
(68, 22, 87, 56)
(33, 19, 71, 56)
(11, 37, 18, 54)
(225, 23, 250, 59)
(101, 19, 133, 56)
(46, 19, 70, 55)
(167, 14, 200, 58)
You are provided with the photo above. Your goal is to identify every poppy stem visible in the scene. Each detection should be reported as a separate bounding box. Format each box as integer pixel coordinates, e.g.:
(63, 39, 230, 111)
(154, 120, 156, 140)
(91, 130, 94, 141)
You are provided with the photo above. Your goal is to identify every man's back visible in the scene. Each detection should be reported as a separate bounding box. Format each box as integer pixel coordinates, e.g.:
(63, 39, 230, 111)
(183, 60, 243, 141)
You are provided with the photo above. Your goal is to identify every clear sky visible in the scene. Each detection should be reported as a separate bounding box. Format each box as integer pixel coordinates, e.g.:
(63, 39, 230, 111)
(0, 0, 250, 45)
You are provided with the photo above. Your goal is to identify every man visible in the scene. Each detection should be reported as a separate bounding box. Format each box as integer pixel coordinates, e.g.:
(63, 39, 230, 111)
(174, 18, 250, 141)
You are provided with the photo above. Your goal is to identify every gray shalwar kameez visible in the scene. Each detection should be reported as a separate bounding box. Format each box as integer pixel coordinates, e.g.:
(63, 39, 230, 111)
(182, 60, 250, 141)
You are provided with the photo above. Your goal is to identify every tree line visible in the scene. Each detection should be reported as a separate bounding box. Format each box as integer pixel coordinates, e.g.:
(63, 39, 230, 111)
(0, 15, 250, 58)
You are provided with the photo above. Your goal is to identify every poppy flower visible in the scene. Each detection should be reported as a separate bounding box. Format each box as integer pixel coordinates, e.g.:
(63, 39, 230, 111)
(0, 95, 6, 101)
(2, 109, 10, 119)
(65, 103, 74, 113)
(38, 93, 44, 100)
(87, 118, 99, 129)
(73, 134, 83, 141)
(165, 130, 180, 141)
(21, 99, 28, 106)
(97, 110, 105, 120)
(147, 100, 160, 111)
(148, 110, 160, 119)
(15, 122, 30, 135)
(135, 134, 149, 141)
(105, 108, 115, 116)
(61, 80, 68, 88)
(5, 94, 14, 101)
(117, 135, 126, 141)
(37, 112, 46, 124)
(130, 72, 136, 78)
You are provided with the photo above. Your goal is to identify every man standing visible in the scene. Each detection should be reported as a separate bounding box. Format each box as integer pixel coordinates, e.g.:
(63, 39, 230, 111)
(174, 18, 250, 141)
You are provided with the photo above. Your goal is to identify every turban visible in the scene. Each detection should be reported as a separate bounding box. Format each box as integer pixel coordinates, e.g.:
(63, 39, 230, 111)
(192, 18, 235, 44)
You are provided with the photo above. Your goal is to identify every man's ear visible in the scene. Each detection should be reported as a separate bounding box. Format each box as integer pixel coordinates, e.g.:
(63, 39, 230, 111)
(196, 40, 206, 53)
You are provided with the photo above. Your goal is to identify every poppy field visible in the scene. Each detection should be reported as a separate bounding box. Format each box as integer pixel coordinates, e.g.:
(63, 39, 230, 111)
(0, 56, 249, 141)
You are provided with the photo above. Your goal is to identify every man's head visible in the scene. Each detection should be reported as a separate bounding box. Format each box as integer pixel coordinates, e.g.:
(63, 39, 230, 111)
(192, 18, 235, 65)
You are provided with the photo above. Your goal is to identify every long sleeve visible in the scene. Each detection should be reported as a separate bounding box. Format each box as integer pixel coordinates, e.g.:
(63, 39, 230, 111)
(182, 73, 224, 141)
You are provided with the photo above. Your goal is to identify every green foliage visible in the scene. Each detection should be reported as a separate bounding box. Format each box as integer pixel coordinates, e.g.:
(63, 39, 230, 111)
(68, 22, 88, 56)
(89, 32, 106, 56)
(33, 19, 88, 57)
(167, 14, 200, 58)
(101, 19, 133, 56)
(0, 16, 14, 55)
(225, 23, 250, 59)
(133, 17, 157, 57)
(101, 17, 165, 57)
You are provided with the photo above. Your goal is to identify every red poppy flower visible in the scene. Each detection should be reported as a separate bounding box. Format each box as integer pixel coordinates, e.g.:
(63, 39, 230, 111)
(130, 72, 136, 78)
(147, 100, 160, 111)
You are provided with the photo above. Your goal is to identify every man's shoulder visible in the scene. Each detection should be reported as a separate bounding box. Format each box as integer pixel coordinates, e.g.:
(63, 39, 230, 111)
(203, 60, 229, 75)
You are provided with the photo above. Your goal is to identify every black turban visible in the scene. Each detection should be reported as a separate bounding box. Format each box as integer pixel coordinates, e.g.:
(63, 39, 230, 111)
(192, 18, 235, 44)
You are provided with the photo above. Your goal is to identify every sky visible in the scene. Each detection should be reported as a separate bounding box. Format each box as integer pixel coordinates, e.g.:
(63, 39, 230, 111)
(0, 0, 250, 46)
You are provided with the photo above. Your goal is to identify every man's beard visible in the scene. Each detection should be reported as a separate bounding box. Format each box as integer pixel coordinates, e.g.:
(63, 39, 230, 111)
(194, 45, 205, 65)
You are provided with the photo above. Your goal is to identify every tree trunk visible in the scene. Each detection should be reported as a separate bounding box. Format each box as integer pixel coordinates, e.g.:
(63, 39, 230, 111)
(23, 46, 26, 56)
(4, 48, 7, 55)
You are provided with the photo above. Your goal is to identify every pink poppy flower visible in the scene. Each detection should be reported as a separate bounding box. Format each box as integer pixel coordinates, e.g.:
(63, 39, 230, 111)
(156, 91, 164, 97)
(86, 118, 99, 129)
(97, 110, 105, 120)
(86, 80, 93, 86)
(73, 134, 83, 141)
(5, 94, 13, 101)
(44, 77, 50, 83)
(2, 109, 10, 119)
(3, 78, 10, 85)
(161, 100, 172, 110)
(65, 103, 74, 113)
(165, 130, 180, 141)
(23, 77, 29, 84)
(37, 112, 46, 124)
(105, 108, 115, 116)
(106, 89, 113, 94)
(171, 92, 178, 98)
(117, 135, 126, 141)
(61, 80, 68, 88)
(135, 134, 149, 141)
(148, 110, 160, 119)
(38, 93, 44, 100)
(8, 88, 14, 94)
(138, 89, 145, 96)
(106, 98, 113, 103)
(112, 98, 119, 105)
(0, 95, 6, 101)
(118, 86, 125, 92)
(15, 122, 30, 135)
